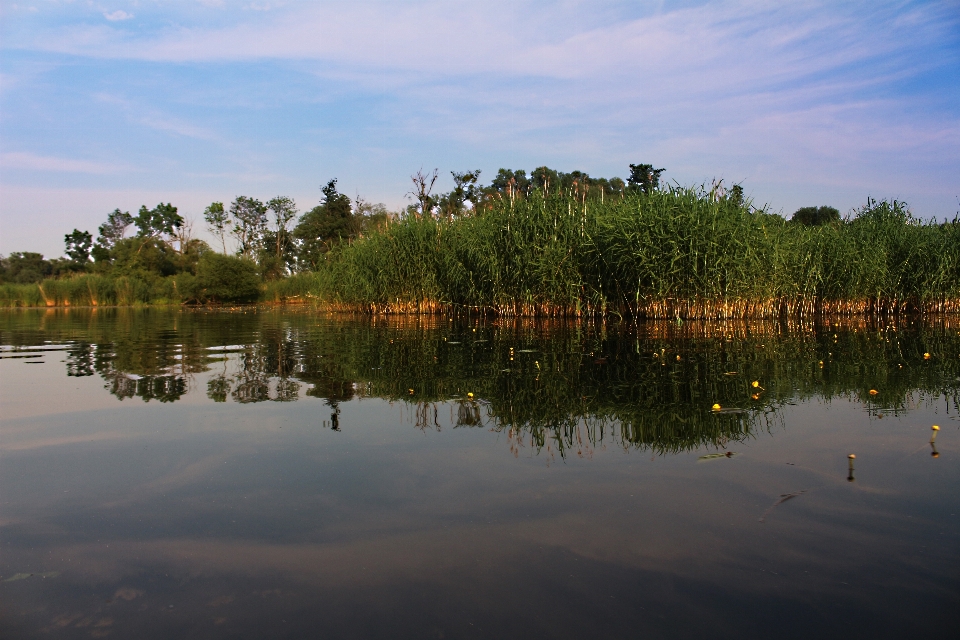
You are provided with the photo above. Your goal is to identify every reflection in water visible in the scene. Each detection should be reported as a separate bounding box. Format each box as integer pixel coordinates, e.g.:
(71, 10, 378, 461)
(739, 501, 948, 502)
(3, 308, 959, 456)
(2, 309, 959, 639)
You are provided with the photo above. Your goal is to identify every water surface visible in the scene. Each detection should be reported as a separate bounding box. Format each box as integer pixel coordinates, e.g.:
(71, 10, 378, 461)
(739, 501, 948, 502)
(1, 309, 958, 638)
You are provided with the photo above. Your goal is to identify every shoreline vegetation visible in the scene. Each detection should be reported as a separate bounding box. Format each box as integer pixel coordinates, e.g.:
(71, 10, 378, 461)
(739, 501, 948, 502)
(2, 165, 959, 318)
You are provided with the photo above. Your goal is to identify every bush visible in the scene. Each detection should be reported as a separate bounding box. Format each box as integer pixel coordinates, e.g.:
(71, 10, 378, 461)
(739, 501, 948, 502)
(195, 253, 261, 303)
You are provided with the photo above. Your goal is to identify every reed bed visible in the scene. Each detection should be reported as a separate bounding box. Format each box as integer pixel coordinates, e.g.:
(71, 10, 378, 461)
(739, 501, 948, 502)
(309, 189, 960, 318)
(0, 274, 196, 308)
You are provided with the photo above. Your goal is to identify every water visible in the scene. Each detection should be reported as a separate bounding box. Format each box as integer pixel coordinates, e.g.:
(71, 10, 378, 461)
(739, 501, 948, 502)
(1, 309, 958, 638)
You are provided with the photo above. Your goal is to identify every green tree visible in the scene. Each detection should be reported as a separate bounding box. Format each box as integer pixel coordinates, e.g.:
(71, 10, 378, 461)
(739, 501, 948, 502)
(267, 196, 298, 261)
(195, 252, 261, 303)
(791, 206, 840, 226)
(96, 209, 134, 249)
(729, 184, 745, 208)
(627, 163, 665, 194)
(292, 179, 355, 269)
(229, 196, 267, 260)
(437, 170, 481, 219)
(489, 169, 530, 200)
(203, 202, 230, 254)
(0, 252, 54, 283)
(64, 229, 93, 263)
(135, 203, 184, 239)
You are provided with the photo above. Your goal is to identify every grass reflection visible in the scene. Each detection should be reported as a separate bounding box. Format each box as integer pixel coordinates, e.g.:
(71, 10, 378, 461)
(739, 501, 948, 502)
(2, 309, 958, 456)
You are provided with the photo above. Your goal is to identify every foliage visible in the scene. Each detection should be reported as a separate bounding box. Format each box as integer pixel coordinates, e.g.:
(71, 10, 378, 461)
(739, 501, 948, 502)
(229, 196, 268, 260)
(0, 252, 80, 284)
(64, 229, 93, 263)
(194, 252, 261, 303)
(301, 188, 960, 317)
(203, 201, 230, 254)
(791, 205, 841, 226)
(135, 202, 184, 239)
(628, 163, 665, 194)
(292, 179, 356, 269)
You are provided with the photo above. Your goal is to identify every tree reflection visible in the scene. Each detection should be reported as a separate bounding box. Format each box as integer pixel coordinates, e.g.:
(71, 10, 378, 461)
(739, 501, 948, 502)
(4, 309, 958, 456)
(65, 342, 94, 377)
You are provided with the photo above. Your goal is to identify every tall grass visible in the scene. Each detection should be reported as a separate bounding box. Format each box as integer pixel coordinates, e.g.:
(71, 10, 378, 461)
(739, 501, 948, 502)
(0, 273, 202, 308)
(311, 189, 960, 317)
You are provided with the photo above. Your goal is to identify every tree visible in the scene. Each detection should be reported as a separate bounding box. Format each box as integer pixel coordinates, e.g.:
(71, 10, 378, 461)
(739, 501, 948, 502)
(437, 170, 481, 219)
(64, 229, 93, 263)
(627, 164, 665, 194)
(203, 202, 230, 254)
(729, 184, 745, 207)
(791, 206, 840, 226)
(267, 196, 298, 260)
(97, 209, 134, 249)
(531, 166, 560, 196)
(0, 252, 54, 283)
(408, 168, 439, 218)
(292, 179, 356, 269)
(489, 169, 529, 201)
(229, 196, 268, 260)
(135, 203, 184, 239)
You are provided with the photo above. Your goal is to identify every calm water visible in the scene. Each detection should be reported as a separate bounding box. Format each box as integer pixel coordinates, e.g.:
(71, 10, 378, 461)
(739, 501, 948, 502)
(1, 309, 958, 639)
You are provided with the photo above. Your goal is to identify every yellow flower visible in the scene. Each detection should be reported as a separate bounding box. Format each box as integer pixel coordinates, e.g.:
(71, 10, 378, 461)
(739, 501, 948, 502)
(869, 389, 878, 395)
(712, 403, 721, 411)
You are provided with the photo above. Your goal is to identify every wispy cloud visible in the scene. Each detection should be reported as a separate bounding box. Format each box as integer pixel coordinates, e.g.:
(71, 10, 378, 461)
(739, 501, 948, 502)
(0, 152, 131, 174)
(1, 0, 957, 256)
(103, 10, 134, 22)
(93, 93, 218, 140)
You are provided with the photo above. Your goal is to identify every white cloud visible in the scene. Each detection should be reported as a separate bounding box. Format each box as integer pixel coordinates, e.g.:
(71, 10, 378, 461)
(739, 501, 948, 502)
(103, 10, 134, 22)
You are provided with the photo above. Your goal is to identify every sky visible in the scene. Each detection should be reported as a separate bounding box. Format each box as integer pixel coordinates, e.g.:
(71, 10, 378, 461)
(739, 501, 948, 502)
(1, 0, 958, 257)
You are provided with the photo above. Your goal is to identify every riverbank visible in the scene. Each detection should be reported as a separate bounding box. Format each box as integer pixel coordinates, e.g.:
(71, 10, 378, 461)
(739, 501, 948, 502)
(4, 188, 958, 317)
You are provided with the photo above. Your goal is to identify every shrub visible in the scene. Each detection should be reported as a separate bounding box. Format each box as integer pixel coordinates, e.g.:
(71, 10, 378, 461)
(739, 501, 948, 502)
(195, 253, 261, 303)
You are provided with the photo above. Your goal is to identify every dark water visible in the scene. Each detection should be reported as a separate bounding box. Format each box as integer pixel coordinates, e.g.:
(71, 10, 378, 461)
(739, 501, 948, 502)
(1, 309, 958, 639)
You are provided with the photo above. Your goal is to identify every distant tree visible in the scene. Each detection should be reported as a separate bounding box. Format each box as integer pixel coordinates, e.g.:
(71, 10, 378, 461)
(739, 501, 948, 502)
(531, 166, 560, 196)
(96, 209, 134, 250)
(64, 229, 93, 263)
(409, 169, 439, 218)
(292, 179, 356, 269)
(229, 196, 268, 260)
(203, 202, 230, 254)
(266, 196, 298, 260)
(437, 170, 481, 219)
(489, 169, 529, 201)
(791, 206, 840, 226)
(627, 164, 665, 194)
(354, 198, 393, 235)
(729, 184, 745, 207)
(0, 252, 56, 283)
(135, 203, 184, 239)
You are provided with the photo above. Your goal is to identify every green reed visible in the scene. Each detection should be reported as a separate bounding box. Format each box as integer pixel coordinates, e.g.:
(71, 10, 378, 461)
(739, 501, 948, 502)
(310, 189, 960, 317)
(0, 273, 211, 308)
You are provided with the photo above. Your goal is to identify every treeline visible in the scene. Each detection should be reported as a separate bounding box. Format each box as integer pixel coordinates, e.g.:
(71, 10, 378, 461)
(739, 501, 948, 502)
(2, 164, 959, 316)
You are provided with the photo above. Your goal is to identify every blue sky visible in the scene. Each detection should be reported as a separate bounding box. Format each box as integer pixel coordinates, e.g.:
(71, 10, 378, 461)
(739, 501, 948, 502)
(1, 0, 958, 257)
